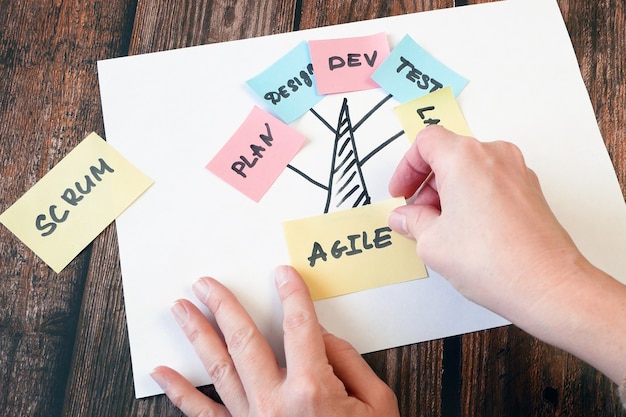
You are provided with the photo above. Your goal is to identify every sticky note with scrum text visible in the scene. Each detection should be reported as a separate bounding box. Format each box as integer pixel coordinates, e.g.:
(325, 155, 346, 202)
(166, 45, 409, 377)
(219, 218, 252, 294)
(247, 41, 323, 124)
(394, 86, 472, 142)
(206, 106, 306, 202)
(308, 32, 390, 94)
(372, 34, 468, 103)
(0, 132, 153, 273)
(282, 197, 428, 300)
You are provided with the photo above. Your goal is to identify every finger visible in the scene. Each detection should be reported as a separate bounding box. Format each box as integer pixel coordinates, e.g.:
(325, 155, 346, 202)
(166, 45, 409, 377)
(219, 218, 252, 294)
(151, 366, 231, 417)
(171, 299, 248, 416)
(388, 204, 440, 240)
(389, 125, 457, 198)
(322, 332, 397, 408)
(274, 265, 327, 371)
(192, 277, 281, 393)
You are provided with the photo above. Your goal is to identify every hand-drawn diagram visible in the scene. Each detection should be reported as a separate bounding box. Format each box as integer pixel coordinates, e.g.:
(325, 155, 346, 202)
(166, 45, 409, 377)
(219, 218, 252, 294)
(286, 93, 404, 213)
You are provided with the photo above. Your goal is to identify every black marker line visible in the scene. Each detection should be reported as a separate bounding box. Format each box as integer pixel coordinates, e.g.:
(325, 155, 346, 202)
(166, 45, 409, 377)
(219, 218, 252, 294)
(359, 130, 404, 167)
(353, 93, 393, 132)
(286, 164, 328, 191)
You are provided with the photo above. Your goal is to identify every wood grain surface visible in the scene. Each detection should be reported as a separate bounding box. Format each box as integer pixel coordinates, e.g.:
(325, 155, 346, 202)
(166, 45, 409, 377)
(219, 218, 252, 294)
(0, 0, 624, 416)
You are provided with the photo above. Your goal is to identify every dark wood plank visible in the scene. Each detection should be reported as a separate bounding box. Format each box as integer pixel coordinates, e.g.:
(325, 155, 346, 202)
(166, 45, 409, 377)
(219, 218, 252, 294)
(0, 1, 137, 416)
(61, 1, 301, 416)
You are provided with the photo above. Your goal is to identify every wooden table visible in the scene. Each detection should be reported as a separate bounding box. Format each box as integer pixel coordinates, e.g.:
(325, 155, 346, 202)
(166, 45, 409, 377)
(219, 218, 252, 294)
(1, 1, 624, 416)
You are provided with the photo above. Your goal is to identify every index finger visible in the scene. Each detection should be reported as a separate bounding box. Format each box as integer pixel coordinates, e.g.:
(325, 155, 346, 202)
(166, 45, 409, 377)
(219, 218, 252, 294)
(274, 265, 328, 371)
(388, 125, 459, 198)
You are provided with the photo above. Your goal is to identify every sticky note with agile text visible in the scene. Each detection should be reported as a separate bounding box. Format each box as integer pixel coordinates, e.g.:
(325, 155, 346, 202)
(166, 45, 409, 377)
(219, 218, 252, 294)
(372, 34, 468, 103)
(0, 132, 153, 273)
(394, 87, 472, 142)
(283, 198, 428, 300)
(247, 41, 323, 124)
(207, 106, 306, 202)
(308, 32, 390, 94)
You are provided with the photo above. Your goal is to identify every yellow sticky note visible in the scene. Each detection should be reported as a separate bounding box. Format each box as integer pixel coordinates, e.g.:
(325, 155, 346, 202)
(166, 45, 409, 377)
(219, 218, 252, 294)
(0, 132, 153, 273)
(283, 198, 428, 300)
(394, 86, 472, 142)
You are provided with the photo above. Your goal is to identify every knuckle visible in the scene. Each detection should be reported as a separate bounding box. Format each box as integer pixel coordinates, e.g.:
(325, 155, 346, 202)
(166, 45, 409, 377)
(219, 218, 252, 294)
(283, 309, 315, 332)
(227, 326, 254, 355)
(205, 357, 235, 385)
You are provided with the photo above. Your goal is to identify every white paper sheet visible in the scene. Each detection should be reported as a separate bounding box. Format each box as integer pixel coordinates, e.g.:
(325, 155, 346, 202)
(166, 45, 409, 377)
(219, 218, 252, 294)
(97, 0, 626, 398)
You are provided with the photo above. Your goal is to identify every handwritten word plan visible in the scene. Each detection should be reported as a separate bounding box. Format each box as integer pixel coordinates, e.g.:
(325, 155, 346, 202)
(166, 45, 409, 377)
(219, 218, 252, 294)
(0, 132, 153, 273)
(206, 106, 307, 202)
(283, 198, 428, 300)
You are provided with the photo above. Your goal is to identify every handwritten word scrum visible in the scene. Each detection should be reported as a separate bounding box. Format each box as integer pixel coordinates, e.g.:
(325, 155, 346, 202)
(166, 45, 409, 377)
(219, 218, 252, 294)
(35, 158, 115, 237)
(231, 122, 274, 178)
(264, 64, 315, 105)
(329, 51, 378, 70)
(397, 56, 443, 93)
(307, 226, 393, 267)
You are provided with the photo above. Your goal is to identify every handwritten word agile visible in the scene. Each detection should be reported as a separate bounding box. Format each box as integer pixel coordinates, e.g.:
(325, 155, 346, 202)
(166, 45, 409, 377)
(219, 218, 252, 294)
(329, 51, 378, 70)
(231, 122, 273, 178)
(35, 158, 115, 237)
(264, 64, 315, 105)
(307, 226, 392, 267)
(396, 56, 443, 93)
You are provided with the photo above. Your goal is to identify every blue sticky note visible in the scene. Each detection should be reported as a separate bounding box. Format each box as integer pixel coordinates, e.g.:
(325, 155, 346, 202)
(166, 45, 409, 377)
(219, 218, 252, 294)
(371, 35, 468, 103)
(247, 41, 324, 123)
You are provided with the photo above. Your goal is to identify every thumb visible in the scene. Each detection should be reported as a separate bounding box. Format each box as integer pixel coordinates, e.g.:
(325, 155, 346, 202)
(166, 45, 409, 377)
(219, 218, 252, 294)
(388, 204, 440, 241)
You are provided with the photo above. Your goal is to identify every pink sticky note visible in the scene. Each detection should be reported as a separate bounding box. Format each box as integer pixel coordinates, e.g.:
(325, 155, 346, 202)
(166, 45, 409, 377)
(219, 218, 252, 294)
(309, 32, 390, 94)
(207, 106, 306, 202)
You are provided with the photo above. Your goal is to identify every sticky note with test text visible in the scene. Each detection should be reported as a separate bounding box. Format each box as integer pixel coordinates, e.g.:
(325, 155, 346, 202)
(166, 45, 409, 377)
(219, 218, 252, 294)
(308, 32, 390, 94)
(0, 132, 154, 273)
(394, 86, 472, 142)
(372, 34, 468, 103)
(247, 41, 323, 124)
(206, 106, 307, 202)
(283, 197, 428, 300)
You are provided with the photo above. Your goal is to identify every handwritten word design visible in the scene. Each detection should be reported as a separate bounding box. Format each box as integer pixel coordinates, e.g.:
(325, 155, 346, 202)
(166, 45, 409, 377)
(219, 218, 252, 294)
(0, 132, 153, 273)
(372, 34, 468, 103)
(283, 198, 428, 300)
(247, 41, 323, 124)
(206, 106, 306, 202)
(309, 32, 390, 94)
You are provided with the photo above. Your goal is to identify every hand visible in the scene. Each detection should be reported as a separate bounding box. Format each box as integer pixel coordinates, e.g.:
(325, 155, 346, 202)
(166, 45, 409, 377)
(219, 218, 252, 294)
(387, 126, 626, 384)
(151, 265, 400, 417)
(387, 126, 582, 316)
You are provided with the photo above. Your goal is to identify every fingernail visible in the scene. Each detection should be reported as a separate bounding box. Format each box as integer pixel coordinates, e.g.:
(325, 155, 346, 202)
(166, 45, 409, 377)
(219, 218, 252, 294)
(274, 265, 290, 288)
(171, 301, 188, 326)
(388, 211, 408, 236)
(192, 278, 212, 302)
(150, 368, 169, 390)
